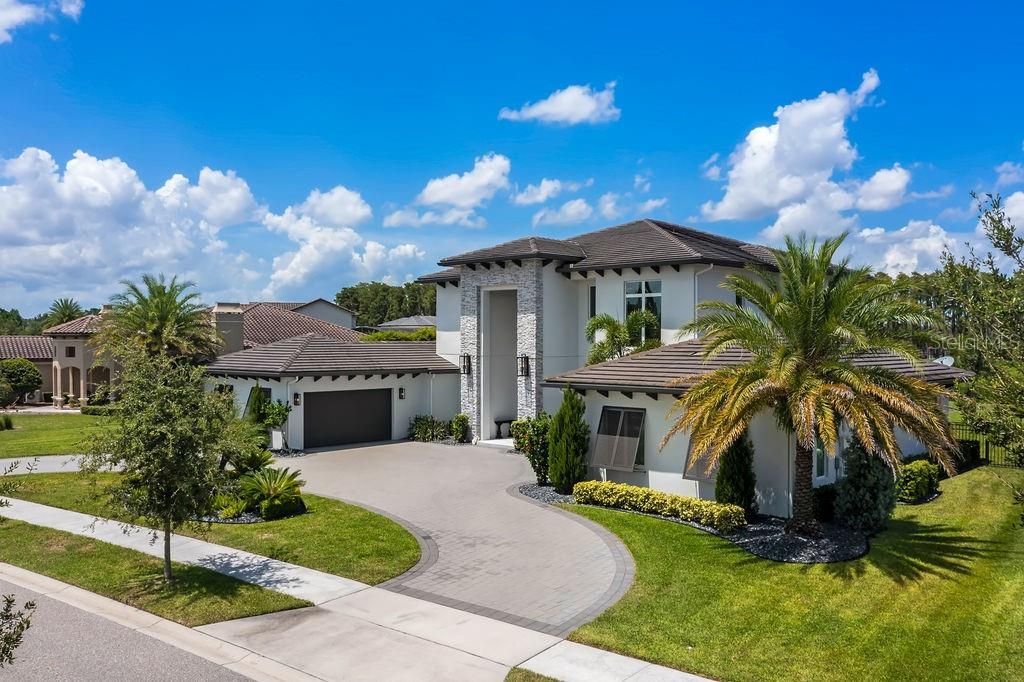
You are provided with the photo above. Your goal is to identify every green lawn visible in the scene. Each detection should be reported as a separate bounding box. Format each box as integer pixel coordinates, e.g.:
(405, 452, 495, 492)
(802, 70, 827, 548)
(505, 669, 558, 682)
(8, 472, 420, 585)
(0, 413, 102, 457)
(0, 519, 308, 626)
(566, 466, 1024, 682)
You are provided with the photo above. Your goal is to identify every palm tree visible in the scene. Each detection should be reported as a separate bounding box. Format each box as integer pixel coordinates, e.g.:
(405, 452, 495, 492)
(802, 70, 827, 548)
(44, 298, 84, 328)
(585, 309, 662, 365)
(95, 274, 221, 359)
(665, 234, 957, 535)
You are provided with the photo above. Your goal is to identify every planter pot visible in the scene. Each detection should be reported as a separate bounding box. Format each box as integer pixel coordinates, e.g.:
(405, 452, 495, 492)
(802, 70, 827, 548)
(270, 429, 284, 450)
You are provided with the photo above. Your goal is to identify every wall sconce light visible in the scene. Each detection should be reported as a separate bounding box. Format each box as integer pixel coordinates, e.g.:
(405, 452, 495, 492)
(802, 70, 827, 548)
(460, 354, 472, 375)
(517, 355, 530, 377)
(398, 387, 406, 400)
(293, 393, 301, 407)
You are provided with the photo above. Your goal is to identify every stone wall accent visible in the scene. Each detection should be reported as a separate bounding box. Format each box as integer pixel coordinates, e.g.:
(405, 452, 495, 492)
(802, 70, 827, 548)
(459, 260, 544, 440)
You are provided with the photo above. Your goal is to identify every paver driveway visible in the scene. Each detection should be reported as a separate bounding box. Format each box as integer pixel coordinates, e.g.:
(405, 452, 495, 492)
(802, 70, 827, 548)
(293, 442, 631, 636)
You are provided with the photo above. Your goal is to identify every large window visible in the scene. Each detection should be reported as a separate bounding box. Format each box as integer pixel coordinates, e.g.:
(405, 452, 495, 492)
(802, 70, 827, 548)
(590, 406, 646, 471)
(624, 280, 661, 342)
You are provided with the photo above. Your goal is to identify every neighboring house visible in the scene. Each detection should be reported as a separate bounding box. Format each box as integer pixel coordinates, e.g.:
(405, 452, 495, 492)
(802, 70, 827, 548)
(42, 314, 113, 403)
(243, 299, 357, 329)
(0, 335, 56, 400)
(205, 334, 458, 449)
(374, 315, 436, 332)
(417, 218, 971, 517)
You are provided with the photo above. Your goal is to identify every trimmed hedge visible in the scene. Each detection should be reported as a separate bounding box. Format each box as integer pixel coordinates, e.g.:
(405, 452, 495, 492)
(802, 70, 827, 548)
(80, 404, 120, 416)
(409, 414, 450, 442)
(450, 413, 470, 443)
(895, 460, 940, 503)
(572, 480, 747, 534)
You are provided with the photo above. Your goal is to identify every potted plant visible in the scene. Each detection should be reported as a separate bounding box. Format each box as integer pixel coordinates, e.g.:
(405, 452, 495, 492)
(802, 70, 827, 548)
(263, 400, 292, 451)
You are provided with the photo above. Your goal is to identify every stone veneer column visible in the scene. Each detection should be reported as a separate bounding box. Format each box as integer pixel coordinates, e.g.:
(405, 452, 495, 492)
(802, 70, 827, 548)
(458, 260, 544, 441)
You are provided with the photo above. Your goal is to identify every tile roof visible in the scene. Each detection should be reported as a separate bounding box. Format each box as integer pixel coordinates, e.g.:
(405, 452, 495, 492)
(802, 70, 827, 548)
(378, 315, 436, 328)
(43, 314, 102, 336)
(543, 338, 973, 395)
(243, 299, 356, 315)
(206, 334, 458, 377)
(0, 335, 54, 360)
(422, 219, 777, 279)
(242, 303, 363, 347)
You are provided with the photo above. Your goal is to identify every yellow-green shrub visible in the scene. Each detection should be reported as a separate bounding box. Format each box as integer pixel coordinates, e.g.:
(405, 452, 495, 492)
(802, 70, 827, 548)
(572, 480, 747, 533)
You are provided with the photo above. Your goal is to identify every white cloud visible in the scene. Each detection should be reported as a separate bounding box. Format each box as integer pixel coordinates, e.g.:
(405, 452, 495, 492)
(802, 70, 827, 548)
(511, 177, 590, 206)
(702, 69, 880, 222)
(532, 198, 593, 227)
(633, 173, 651, 193)
(297, 185, 373, 226)
(638, 197, 668, 212)
(0, 0, 82, 43)
(387, 153, 510, 228)
(762, 182, 856, 240)
(59, 0, 83, 19)
(350, 241, 425, 282)
(910, 184, 955, 200)
(1005, 191, 1024, 227)
(382, 206, 483, 228)
(995, 161, 1024, 188)
(598, 192, 622, 220)
(701, 153, 721, 181)
(855, 163, 910, 211)
(856, 220, 956, 275)
(499, 82, 621, 125)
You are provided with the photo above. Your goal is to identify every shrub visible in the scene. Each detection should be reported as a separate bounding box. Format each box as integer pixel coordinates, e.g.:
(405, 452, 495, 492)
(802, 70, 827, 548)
(514, 413, 552, 485)
(0, 358, 42, 401)
(0, 379, 13, 409)
(715, 431, 758, 517)
(80, 404, 121, 416)
(240, 466, 305, 517)
(450, 413, 470, 443)
(213, 493, 248, 520)
(361, 327, 436, 342)
(260, 495, 307, 520)
(89, 382, 112, 406)
(0, 415, 11, 431)
(409, 415, 450, 442)
(812, 483, 837, 522)
(573, 480, 747, 534)
(834, 439, 896, 532)
(957, 439, 981, 467)
(895, 460, 940, 503)
(230, 449, 274, 477)
(548, 389, 590, 494)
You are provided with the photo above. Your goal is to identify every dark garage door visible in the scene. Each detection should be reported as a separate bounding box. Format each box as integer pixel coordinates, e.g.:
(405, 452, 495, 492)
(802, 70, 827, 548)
(303, 389, 392, 448)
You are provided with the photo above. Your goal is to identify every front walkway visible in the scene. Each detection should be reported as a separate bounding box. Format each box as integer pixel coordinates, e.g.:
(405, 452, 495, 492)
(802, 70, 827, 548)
(293, 442, 631, 636)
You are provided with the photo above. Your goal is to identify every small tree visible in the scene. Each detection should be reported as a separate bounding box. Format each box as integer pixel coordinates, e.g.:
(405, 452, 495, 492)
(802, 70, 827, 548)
(1, 463, 36, 667)
(81, 347, 224, 581)
(0, 359, 42, 402)
(585, 310, 662, 365)
(263, 400, 292, 450)
(715, 431, 758, 518)
(548, 388, 591, 494)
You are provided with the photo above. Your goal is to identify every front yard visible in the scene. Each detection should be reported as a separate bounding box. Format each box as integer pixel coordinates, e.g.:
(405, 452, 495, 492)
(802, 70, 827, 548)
(0, 413, 101, 457)
(566, 466, 1024, 682)
(7, 471, 421, 585)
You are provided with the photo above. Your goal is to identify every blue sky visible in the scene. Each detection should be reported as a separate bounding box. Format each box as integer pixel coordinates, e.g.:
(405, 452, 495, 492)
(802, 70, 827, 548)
(2, 1, 1023, 314)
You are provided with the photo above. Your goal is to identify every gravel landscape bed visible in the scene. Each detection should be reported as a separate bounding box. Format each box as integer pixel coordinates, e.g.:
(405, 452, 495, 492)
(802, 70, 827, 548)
(196, 512, 263, 524)
(518, 483, 867, 563)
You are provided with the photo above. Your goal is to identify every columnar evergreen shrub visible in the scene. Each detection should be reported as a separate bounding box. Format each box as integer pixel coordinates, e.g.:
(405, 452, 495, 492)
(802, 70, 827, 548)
(895, 460, 940, 503)
(714, 431, 758, 517)
(573, 481, 747, 533)
(834, 439, 896, 532)
(548, 388, 590, 494)
(513, 413, 552, 485)
(450, 413, 470, 443)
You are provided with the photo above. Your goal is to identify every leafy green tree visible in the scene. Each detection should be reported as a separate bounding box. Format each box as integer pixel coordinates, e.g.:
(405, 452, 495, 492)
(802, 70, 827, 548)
(1, 463, 36, 667)
(95, 274, 221, 360)
(667, 234, 956, 535)
(335, 281, 436, 327)
(80, 346, 227, 581)
(0, 359, 43, 401)
(940, 193, 1024, 464)
(0, 380, 13, 409)
(548, 388, 591, 494)
(714, 430, 758, 517)
(361, 327, 436, 342)
(43, 298, 84, 329)
(584, 309, 662, 365)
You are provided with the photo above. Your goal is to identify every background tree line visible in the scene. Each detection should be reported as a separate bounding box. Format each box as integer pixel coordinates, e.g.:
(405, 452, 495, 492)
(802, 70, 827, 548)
(335, 281, 435, 328)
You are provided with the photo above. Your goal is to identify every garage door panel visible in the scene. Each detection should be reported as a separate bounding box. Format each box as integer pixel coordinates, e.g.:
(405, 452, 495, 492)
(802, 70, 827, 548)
(304, 389, 392, 448)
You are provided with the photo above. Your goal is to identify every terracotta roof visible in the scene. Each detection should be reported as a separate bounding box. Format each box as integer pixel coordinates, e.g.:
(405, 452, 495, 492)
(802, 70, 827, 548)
(0, 335, 54, 360)
(43, 314, 102, 336)
(206, 334, 457, 377)
(543, 338, 973, 395)
(423, 219, 777, 279)
(242, 303, 363, 347)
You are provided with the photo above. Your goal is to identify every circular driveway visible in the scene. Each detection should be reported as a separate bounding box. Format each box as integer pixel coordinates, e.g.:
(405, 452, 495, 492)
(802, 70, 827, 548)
(293, 442, 632, 636)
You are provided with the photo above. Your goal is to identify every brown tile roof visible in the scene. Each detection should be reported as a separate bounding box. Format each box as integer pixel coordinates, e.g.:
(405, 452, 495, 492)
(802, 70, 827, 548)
(43, 315, 102, 336)
(242, 303, 363, 347)
(423, 219, 777, 279)
(417, 268, 461, 284)
(206, 334, 458, 377)
(543, 338, 973, 395)
(243, 298, 356, 315)
(0, 335, 54, 360)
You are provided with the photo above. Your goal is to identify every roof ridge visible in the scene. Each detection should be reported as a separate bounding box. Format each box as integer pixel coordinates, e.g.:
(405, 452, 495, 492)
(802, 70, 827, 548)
(280, 333, 317, 373)
(651, 218, 769, 251)
(644, 219, 703, 259)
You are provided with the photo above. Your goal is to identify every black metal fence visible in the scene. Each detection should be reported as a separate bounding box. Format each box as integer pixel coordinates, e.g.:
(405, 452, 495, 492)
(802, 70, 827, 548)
(950, 423, 1021, 468)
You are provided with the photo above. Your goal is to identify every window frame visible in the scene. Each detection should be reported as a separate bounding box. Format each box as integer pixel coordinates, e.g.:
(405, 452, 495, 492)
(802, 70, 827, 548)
(623, 279, 662, 342)
(588, 284, 597, 319)
(65, 346, 76, 358)
(590, 406, 646, 472)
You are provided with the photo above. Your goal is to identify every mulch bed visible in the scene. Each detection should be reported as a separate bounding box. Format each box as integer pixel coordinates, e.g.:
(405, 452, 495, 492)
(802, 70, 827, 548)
(517, 483, 868, 564)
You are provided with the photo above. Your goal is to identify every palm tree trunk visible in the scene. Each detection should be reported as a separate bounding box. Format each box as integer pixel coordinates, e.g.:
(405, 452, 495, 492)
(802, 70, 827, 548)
(162, 518, 173, 582)
(787, 442, 822, 536)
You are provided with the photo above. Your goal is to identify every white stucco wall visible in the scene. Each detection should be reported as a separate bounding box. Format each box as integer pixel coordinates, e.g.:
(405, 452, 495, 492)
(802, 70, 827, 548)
(435, 283, 461, 363)
(483, 289, 517, 436)
(543, 267, 582, 415)
(210, 372, 457, 450)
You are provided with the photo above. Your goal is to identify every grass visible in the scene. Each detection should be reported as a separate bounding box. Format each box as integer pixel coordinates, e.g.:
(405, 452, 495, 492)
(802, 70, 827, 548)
(0, 413, 102, 457)
(0, 519, 308, 626)
(566, 466, 1024, 682)
(7, 472, 421, 585)
(504, 669, 558, 682)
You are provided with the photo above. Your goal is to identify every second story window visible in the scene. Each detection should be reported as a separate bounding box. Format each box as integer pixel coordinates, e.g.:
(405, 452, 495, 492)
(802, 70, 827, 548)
(589, 285, 596, 318)
(624, 280, 661, 341)
(65, 346, 76, 358)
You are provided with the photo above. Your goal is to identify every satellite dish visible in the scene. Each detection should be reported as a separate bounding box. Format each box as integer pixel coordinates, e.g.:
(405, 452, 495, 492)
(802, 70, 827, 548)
(935, 356, 955, 367)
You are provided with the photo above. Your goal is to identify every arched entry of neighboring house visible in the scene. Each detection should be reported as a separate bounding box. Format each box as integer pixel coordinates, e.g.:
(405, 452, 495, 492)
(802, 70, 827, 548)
(88, 366, 110, 396)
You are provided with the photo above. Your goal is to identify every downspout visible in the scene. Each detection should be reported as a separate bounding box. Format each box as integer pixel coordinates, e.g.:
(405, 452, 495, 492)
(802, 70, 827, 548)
(693, 263, 714, 335)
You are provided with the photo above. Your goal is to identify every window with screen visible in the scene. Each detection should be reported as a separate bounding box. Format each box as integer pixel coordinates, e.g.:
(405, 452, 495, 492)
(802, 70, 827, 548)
(624, 280, 661, 342)
(590, 407, 646, 471)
